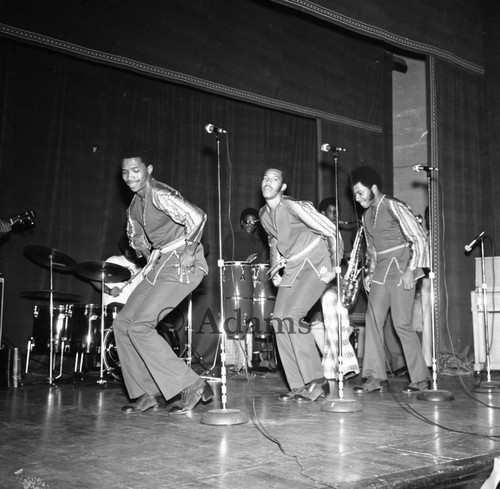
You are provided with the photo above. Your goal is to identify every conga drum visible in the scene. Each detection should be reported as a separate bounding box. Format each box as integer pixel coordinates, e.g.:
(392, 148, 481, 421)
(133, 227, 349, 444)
(222, 261, 253, 339)
(250, 263, 276, 339)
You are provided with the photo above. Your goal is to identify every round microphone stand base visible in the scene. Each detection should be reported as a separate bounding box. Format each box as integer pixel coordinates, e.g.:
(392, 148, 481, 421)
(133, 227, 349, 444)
(417, 389, 454, 402)
(473, 379, 500, 393)
(321, 397, 363, 413)
(200, 408, 249, 426)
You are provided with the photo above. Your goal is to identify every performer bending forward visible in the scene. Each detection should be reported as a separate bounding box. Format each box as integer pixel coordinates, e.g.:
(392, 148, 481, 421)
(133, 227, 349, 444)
(259, 168, 343, 402)
(114, 150, 212, 414)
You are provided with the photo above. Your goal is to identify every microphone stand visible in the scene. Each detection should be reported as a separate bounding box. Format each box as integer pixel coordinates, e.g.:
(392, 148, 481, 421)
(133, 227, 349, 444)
(201, 128, 249, 426)
(322, 146, 362, 413)
(97, 271, 107, 386)
(417, 167, 454, 401)
(474, 236, 500, 390)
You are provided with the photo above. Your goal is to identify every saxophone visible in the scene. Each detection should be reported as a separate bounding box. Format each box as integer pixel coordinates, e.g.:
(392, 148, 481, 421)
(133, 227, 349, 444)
(340, 226, 364, 309)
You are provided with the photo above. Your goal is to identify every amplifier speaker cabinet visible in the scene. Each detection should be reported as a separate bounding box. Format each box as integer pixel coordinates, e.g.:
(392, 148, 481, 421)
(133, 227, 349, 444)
(471, 289, 500, 372)
(471, 257, 500, 372)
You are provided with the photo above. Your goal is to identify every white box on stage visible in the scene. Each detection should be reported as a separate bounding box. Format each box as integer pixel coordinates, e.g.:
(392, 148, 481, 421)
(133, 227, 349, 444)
(475, 257, 500, 288)
(471, 288, 500, 372)
(471, 257, 500, 371)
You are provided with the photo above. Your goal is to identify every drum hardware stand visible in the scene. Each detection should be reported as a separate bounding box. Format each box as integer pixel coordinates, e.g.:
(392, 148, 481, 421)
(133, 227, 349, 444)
(74, 260, 131, 386)
(97, 272, 108, 386)
(179, 293, 193, 368)
(73, 306, 98, 376)
(320, 144, 362, 413)
(471, 233, 500, 391)
(177, 293, 211, 370)
(201, 123, 249, 425)
(25, 337, 34, 374)
(417, 167, 454, 401)
(23, 246, 78, 384)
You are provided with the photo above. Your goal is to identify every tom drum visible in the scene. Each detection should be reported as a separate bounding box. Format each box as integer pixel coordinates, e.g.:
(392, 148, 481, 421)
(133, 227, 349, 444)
(32, 305, 72, 354)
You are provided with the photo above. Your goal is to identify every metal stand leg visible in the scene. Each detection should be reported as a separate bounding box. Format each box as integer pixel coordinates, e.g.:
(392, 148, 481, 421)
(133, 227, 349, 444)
(25, 337, 34, 374)
(321, 146, 362, 413)
(417, 167, 454, 402)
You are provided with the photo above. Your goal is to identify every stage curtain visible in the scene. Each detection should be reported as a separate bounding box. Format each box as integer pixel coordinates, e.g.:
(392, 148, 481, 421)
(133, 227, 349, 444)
(0, 40, 316, 360)
(430, 58, 491, 356)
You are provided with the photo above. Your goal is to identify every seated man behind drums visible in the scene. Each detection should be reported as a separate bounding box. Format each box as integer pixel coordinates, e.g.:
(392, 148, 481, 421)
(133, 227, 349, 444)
(222, 208, 269, 371)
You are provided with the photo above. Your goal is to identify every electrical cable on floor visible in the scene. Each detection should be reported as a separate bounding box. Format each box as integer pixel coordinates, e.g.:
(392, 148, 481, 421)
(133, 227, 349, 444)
(236, 340, 338, 489)
(391, 382, 500, 442)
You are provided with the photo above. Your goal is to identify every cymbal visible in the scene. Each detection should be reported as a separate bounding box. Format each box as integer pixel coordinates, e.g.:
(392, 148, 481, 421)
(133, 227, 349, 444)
(21, 290, 81, 301)
(24, 245, 76, 272)
(75, 261, 131, 283)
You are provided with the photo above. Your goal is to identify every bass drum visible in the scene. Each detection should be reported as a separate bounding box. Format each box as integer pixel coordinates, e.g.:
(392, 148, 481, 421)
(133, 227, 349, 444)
(103, 323, 180, 382)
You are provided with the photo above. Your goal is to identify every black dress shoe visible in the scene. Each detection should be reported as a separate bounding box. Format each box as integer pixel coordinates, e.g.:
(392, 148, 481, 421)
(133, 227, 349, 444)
(343, 371, 359, 381)
(170, 378, 214, 415)
(403, 379, 430, 392)
(353, 377, 390, 393)
(121, 393, 160, 413)
(294, 380, 329, 402)
(279, 387, 305, 401)
(392, 366, 409, 377)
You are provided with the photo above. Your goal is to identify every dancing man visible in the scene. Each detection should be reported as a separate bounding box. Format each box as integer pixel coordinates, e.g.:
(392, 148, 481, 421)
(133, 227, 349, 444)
(259, 168, 343, 402)
(350, 166, 430, 393)
(113, 150, 213, 414)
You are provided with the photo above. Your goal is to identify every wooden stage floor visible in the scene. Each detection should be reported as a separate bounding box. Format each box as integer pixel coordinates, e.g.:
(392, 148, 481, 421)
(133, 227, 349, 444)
(1, 358, 500, 489)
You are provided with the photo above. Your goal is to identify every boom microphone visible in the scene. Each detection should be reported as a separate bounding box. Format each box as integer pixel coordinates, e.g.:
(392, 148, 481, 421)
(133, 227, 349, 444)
(321, 144, 346, 153)
(464, 231, 485, 252)
(205, 123, 227, 134)
(412, 165, 439, 172)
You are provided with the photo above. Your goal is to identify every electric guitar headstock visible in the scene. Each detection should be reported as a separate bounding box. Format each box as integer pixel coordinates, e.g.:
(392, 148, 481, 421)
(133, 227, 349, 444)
(8, 209, 36, 230)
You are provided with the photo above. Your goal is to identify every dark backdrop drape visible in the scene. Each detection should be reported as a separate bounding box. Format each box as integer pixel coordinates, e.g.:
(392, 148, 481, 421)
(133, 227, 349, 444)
(0, 40, 317, 359)
(0, 0, 491, 364)
(432, 58, 491, 355)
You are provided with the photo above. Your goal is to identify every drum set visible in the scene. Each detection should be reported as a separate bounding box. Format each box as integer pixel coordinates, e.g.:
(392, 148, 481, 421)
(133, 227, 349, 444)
(23, 245, 137, 384)
(21, 246, 277, 384)
(222, 261, 277, 369)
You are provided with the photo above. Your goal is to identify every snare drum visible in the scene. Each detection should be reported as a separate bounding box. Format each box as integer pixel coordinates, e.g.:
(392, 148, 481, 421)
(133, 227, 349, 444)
(105, 303, 123, 328)
(70, 304, 102, 354)
(32, 305, 72, 354)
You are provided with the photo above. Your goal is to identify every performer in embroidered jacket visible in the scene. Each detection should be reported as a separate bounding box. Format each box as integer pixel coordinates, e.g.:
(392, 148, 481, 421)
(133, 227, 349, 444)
(259, 168, 343, 402)
(113, 150, 212, 415)
(350, 165, 430, 394)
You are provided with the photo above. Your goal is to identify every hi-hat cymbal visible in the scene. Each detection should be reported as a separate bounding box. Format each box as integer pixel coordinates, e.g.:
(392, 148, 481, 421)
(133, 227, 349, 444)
(75, 261, 131, 283)
(21, 290, 81, 301)
(24, 245, 76, 272)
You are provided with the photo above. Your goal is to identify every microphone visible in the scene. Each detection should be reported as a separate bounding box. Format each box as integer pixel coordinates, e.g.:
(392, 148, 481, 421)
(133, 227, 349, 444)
(205, 123, 227, 134)
(464, 231, 485, 252)
(321, 143, 346, 153)
(412, 164, 439, 172)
